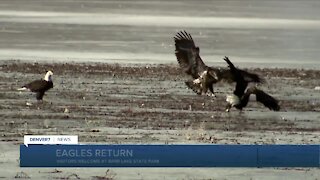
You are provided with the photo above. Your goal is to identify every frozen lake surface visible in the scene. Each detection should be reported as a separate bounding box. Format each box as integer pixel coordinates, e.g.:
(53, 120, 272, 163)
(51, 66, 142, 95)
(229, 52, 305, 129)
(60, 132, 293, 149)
(0, 0, 320, 68)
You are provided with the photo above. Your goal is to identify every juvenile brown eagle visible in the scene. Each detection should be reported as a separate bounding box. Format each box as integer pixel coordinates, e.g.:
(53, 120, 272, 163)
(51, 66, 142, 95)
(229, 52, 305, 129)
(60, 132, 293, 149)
(224, 57, 280, 112)
(18, 71, 53, 101)
(174, 31, 263, 96)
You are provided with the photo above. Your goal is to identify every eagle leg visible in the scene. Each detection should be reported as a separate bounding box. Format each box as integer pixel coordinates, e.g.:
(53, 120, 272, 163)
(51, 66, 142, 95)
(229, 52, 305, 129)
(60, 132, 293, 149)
(208, 85, 216, 97)
(225, 103, 232, 112)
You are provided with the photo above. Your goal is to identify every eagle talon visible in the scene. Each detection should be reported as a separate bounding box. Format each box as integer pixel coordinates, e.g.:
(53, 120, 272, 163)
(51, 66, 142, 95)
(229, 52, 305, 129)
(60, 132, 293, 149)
(207, 93, 216, 97)
(225, 103, 232, 112)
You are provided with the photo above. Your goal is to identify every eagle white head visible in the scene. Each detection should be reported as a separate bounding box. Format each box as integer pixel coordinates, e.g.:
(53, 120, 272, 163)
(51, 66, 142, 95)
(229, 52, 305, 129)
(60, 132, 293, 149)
(226, 94, 240, 106)
(44, 71, 53, 82)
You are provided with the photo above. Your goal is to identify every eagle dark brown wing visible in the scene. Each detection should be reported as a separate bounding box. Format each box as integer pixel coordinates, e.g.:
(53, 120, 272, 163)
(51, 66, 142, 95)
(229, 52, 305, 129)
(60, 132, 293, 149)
(239, 69, 264, 83)
(224, 56, 248, 97)
(174, 31, 207, 79)
(238, 87, 280, 111)
(23, 80, 53, 92)
(254, 88, 280, 111)
(222, 56, 264, 83)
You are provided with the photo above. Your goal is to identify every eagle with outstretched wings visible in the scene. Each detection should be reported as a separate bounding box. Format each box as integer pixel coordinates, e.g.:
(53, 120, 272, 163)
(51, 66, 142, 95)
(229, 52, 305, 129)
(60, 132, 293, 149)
(224, 56, 280, 112)
(174, 30, 263, 96)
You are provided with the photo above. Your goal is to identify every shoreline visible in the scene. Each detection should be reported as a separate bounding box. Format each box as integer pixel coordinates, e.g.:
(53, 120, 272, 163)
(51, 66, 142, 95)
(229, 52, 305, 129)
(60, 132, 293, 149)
(1, 58, 320, 70)
(2, 60, 320, 78)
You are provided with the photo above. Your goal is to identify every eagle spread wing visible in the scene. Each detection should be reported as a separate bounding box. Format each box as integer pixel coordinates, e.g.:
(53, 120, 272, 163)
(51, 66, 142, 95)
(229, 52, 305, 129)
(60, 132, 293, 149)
(239, 87, 280, 111)
(223, 56, 264, 83)
(254, 88, 280, 111)
(174, 31, 207, 79)
(224, 56, 248, 97)
(239, 69, 264, 83)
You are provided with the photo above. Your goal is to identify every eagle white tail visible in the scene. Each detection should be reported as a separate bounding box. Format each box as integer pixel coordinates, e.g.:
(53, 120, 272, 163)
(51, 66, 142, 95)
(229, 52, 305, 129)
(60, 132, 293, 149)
(17, 87, 28, 91)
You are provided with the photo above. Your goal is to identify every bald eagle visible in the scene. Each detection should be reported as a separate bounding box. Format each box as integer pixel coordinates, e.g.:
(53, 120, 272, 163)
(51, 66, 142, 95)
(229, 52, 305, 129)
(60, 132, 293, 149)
(18, 71, 53, 101)
(174, 31, 263, 96)
(224, 57, 280, 112)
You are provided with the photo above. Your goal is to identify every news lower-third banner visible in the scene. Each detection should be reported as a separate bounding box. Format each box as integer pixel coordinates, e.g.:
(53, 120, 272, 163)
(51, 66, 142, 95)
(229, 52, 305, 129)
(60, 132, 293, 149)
(20, 144, 320, 167)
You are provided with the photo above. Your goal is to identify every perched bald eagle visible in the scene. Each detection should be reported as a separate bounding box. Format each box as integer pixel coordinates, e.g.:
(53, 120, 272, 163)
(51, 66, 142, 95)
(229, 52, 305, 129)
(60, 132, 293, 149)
(18, 71, 53, 101)
(224, 57, 280, 112)
(174, 31, 263, 96)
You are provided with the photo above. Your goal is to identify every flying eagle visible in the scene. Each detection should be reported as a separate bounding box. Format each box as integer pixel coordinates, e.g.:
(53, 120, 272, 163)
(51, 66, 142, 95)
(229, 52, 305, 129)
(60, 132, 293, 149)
(18, 71, 53, 101)
(224, 57, 280, 112)
(174, 31, 263, 96)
